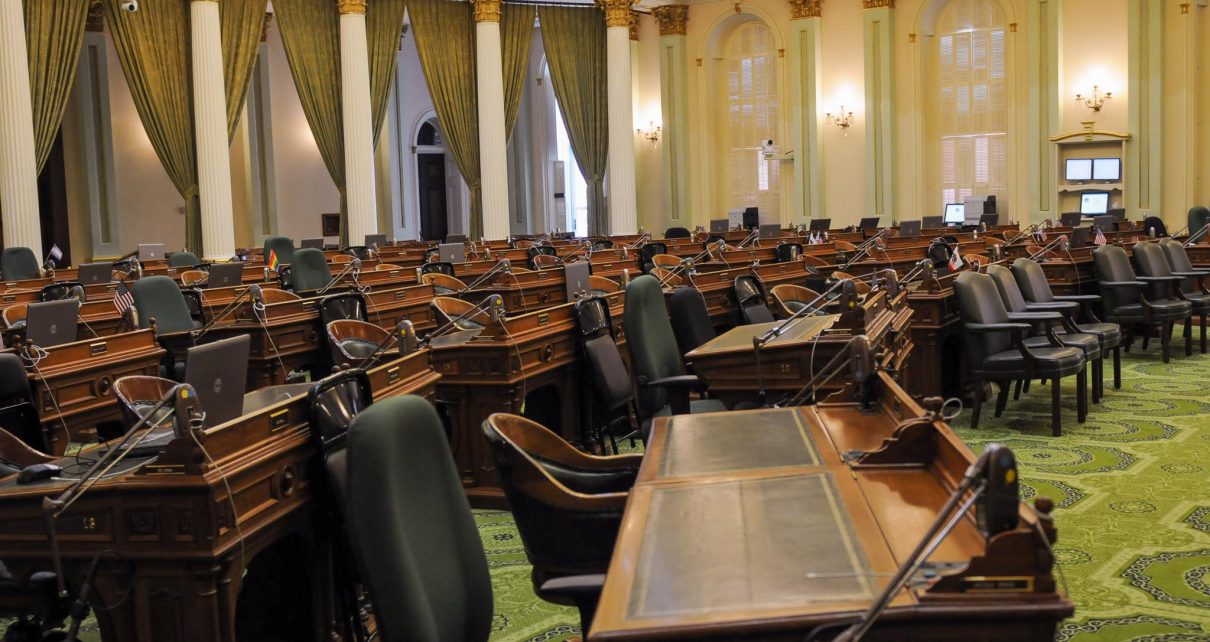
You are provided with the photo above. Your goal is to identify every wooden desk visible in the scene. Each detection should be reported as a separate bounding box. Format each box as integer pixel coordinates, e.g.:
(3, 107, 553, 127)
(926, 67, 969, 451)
(590, 373, 1072, 640)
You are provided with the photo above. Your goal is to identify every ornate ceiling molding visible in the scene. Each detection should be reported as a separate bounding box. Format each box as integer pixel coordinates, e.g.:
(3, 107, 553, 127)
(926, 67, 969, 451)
(788, 0, 822, 20)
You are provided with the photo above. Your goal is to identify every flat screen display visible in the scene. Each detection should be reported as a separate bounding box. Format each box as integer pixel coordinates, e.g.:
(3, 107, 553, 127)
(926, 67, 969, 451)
(1092, 158, 1121, 181)
(1066, 159, 1093, 182)
(943, 203, 966, 224)
(1080, 192, 1110, 215)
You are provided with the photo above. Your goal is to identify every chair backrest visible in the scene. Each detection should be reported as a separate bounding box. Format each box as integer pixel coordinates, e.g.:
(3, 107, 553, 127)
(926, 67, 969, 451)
(1158, 238, 1198, 275)
(574, 296, 632, 411)
(319, 292, 367, 326)
(587, 275, 620, 296)
(1093, 244, 1140, 312)
(531, 254, 559, 270)
(346, 396, 493, 642)
(775, 243, 802, 262)
(1010, 258, 1057, 303)
(1142, 215, 1167, 237)
(649, 267, 681, 287)
(260, 288, 301, 305)
(131, 275, 195, 333)
(625, 276, 687, 417)
(986, 264, 1029, 313)
(262, 236, 295, 266)
(639, 243, 668, 273)
(2, 303, 28, 328)
(180, 270, 209, 287)
(1, 247, 40, 281)
(330, 254, 354, 265)
(290, 248, 333, 293)
(168, 251, 200, 268)
(733, 275, 775, 324)
(1133, 241, 1175, 278)
(527, 245, 557, 259)
(113, 375, 178, 430)
(1189, 206, 1210, 237)
(664, 227, 691, 239)
(39, 281, 84, 302)
(344, 245, 371, 260)
(432, 296, 488, 329)
(668, 286, 716, 355)
(591, 239, 613, 251)
(422, 247, 441, 263)
(651, 254, 680, 269)
(421, 272, 466, 295)
(0, 353, 40, 450)
(953, 271, 1014, 366)
(420, 261, 455, 277)
(770, 284, 819, 318)
(327, 319, 392, 364)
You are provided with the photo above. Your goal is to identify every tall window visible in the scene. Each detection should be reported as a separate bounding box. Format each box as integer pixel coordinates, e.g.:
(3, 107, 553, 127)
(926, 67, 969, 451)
(724, 22, 779, 218)
(937, 0, 1007, 209)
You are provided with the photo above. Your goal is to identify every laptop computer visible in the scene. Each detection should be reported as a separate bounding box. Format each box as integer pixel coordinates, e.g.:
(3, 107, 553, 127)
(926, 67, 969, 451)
(563, 261, 590, 301)
(709, 219, 730, 233)
(300, 238, 325, 249)
(364, 234, 387, 249)
(1069, 227, 1091, 249)
(809, 218, 831, 231)
(922, 216, 944, 229)
(1107, 208, 1126, 222)
(77, 262, 112, 285)
(137, 243, 165, 261)
(1060, 212, 1082, 227)
(207, 262, 245, 289)
(898, 221, 922, 238)
(758, 224, 781, 239)
(979, 214, 1000, 227)
(858, 217, 880, 229)
(185, 335, 251, 427)
(25, 300, 79, 347)
(1093, 215, 1115, 234)
(438, 242, 466, 264)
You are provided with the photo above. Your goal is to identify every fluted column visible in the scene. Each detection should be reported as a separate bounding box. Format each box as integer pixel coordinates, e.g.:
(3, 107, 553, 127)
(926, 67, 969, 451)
(191, 0, 236, 260)
(788, 0, 823, 225)
(862, 0, 895, 221)
(653, 5, 689, 228)
(603, 0, 638, 235)
(0, 0, 42, 252)
(339, 0, 377, 246)
(474, 0, 510, 241)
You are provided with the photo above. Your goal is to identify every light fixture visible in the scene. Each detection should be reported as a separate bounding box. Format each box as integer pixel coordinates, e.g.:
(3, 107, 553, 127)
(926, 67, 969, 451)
(826, 107, 856, 134)
(635, 122, 661, 143)
(1075, 85, 1112, 112)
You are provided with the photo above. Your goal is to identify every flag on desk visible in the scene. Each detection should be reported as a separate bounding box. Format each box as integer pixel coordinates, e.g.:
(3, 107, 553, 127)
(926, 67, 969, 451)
(1094, 226, 1107, 246)
(948, 246, 964, 271)
(47, 244, 63, 261)
(267, 249, 280, 272)
(113, 280, 134, 314)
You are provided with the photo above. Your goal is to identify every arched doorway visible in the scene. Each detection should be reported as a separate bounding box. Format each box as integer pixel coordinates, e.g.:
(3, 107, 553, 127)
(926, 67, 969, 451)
(414, 118, 448, 241)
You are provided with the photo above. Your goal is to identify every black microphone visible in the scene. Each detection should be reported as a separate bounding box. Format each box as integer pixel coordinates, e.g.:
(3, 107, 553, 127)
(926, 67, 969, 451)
(357, 319, 417, 370)
(193, 283, 264, 340)
(777, 334, 874, 407)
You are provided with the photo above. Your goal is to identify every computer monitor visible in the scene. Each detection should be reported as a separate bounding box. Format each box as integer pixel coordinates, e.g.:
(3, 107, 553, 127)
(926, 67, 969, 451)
(364, 233, 387, 248)
(185, 335, 251, 427)
(922, 216, 944, 229)
(1069, 227, 1091, 249)
(709, 219, 729, 233)
(1092, 158, 1121, 181)
(207, 262, 245, 289)
(1093, 215, 1115, 234)
(979, 213, 1000, 227)
(858, 217, 880, 229)
(758, 224, 781, 239)
(137, 243, 165, 261)
(1108, 208, 1126, 222)
(809, 218, 831, 231)
(1080, 192, 1110, 216)
(1065, 159, 1093, 182)
(898, 221, 922, 238)
(77, 262, 112, 285)
(943, 203, 966, 225)
(300, 238, 324, 249)
(438, 242, 466, 264)
(25, 300, 79, 348)
(742, 207, 760, 230)
(1059, 212, 1083, 228)
(563, 261, 590, 301)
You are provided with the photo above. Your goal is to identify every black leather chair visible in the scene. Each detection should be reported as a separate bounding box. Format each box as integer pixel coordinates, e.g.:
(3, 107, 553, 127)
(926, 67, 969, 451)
(590, 239, 613, 251)
(167, 251, 200, 268)
(482, 413, 634, 632)
(1012, 258, 1123, 390)
(0, 354, 43, 451)
(1157, 238, 1210, 354)
(624, 275, 725, 439)
(638, 242, 668, 274)
(344, 246, 371, 260)
(39, 282, 84, 302)
(1188, 206, 1210, 237)
(319, 292, 367, 325)
(664, 226, 691, 239)
(575, 296, 637, 452)
(667, 286, 716, 357)
(775, 242, 803, 263)
(419, 261, 455, 277)
(422, 247, 441, 264)
(1094, 244, 1192, 363)
(290, 248, 334, 293)
(262, 236, 295, 266)
(733, 274, 775, 324)
(1, 247, 40, 280)
(1141, 216, 1167, 237)
(954, 271, 1087, 435)
(527, 245, 558, 270)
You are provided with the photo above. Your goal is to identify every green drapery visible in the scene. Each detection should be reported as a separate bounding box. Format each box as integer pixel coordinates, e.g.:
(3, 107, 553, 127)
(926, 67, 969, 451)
(539, 6, 609, 236)
(221, 0, 270, 142)
(501, 4, 534, 141)
(368, 0, 408, 144)
(23, 0, 89, 172)
(408, 0, 482, 238)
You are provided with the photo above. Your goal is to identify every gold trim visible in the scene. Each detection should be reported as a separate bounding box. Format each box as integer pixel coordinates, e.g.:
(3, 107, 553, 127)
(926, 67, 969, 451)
(908, 33, 916, 43)
(86, 0, 105, 31)
(788, 0, 822, 20)
(862, 0, 893, 8)
(337, 0, 366, 15)
(629, 9, 639, 40)
(473, 0, 502, 23)
(1008, 22, 1017, 32)
(600, 0, 634, 27)
(1050, 129, 1131, 143)
(1180, 3, 1190, 14)
(652, 5, 688, 37)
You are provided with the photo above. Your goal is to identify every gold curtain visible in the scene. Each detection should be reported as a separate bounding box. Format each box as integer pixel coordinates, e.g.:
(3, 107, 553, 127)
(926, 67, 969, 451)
(221, 0, 270, 141)
(368, 0, 407, 144)
(408, 0, 482, 239)
(23, 0, 90, 173)
(540, 6, 609, 235)
(501, 4, 534, 142)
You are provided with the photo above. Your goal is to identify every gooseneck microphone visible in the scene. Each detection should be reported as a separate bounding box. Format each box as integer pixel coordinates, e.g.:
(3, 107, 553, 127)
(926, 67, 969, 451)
(192, 284, 264, 341)
(420, 294, 505, 348)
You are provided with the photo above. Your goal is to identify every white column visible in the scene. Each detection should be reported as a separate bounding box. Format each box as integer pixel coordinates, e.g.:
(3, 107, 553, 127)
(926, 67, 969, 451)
(339, 0, 377, 247)
(653, 6, 690, 229)
(788, 1, 824, 225)
(0, 0, 42, 252)
(191, 0, 236, 260)
(474, 0, 510, 241)
(603, 0, 638, 236)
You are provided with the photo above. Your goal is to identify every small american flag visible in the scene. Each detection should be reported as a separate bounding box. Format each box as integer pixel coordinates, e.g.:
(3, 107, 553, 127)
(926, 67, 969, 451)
(1094, 227, 1107, 246)
(113, 280, 134, 314)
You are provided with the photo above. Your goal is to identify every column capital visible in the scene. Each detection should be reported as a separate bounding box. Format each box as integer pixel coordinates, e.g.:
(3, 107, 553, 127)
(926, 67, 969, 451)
(629, 10, 639, 40)
(789, 0, 822, 19)
(261, 11, 274, 42)
(862, 0, 893, 8)
(86, 0, 105, 31)
(652, 5, 688, 36)
(338, 0, 367, 15)
(600, 0, 635, 28)
(473, 0, 502, 23)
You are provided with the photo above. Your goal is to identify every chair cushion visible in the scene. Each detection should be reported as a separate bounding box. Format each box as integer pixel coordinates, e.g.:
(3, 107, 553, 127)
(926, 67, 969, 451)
(977, 346, 1085, 378)
(1109, 300, 1193, 321)
(1024, 333, 1099, 358)
(339, 338, 380, 359)
(131, 401, 174, 427)
(1073, 322, 1122, 347)
(1181, 292, 1210, 310)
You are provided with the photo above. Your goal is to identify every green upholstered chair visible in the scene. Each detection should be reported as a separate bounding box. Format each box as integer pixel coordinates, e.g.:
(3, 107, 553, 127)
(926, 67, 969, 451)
(130, 276, 199, 334)
(290, 248, 333, 293)
(1, 247, 41, 280)
(345, 396, 494, 642)
(623, 275, 725, 439)
(262, 236, 295, 266)
(167, 251, 200, 268)
(1188, 206, 1210, 238)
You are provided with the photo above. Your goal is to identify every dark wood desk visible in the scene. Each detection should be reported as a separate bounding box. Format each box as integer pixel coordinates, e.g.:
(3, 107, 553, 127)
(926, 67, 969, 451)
(590, 373, 1072, 640)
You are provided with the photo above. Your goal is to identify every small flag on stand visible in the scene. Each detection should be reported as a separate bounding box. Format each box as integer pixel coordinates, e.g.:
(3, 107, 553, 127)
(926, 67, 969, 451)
(267, 249, 280, 272)
(47, 245, 63, 261)
(1094, 227, 1107, 246)
(113, 280, 134, 314)
(948, 246, 964, 271)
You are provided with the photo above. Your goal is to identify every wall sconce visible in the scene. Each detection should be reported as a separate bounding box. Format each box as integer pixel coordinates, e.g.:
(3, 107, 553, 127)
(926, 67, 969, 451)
(1075, 85, 1112, 112)
(636, 122, 661, 143)
(825, 107, 856, 134)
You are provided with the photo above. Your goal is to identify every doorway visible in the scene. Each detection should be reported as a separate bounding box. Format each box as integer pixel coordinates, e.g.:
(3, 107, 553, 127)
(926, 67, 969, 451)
(414, 118, 448, 242)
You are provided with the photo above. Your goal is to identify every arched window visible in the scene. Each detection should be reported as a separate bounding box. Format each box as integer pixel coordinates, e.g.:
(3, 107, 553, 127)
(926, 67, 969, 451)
(723, 22, 779, 218)
(936, 0, 1007, 210)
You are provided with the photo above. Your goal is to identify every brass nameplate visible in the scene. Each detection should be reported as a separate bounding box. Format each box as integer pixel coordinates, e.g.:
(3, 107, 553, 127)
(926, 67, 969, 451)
(142, 464, 186, 475)
(395, 290, 406, 300)
(539, 272, 549, 280)
(602, 263, 613, 270)
(1, 295, 13, 303)
(387, 366, 400, 383)
(302, 301, 316, 311)
(962, 576, 1034, 593)
(538, 314, 550, 325)
(269, 408, 290, 431)
(89, 342, 108, 356)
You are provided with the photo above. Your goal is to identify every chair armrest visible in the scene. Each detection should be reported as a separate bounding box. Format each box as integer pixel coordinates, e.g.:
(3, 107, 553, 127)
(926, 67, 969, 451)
(1137, 275, 1183, 282)
(645, 374, 705, 389)
(1100, 280, 1146, 289)
(638, 374, 704, 415)
(1053, 294, 1101, 303)
(1006, 311, 1063, 322)
(539, 574, 606, 600)
(1172, 270, 1209, 278)
(1024, 301, 1079, 312)
(965, 322, 1033, 333)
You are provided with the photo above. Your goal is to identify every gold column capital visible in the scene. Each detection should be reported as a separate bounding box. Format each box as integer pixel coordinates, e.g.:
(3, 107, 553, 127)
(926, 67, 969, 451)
(652, 4, 688, 36)
(629, 10, 640, 40)
(600, 0, 635, 28)
(86, 0, 105, 31)
(338, 0, 367, 15)
(473, 0, 502, 22)
(862, 0, 893, 8)
(261, 11, 274, 42)
(788, 0, 822, 19)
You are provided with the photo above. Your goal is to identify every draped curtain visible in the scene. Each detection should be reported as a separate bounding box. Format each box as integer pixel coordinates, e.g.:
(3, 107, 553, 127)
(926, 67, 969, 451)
(501, 4, 534, 141)
(368, 0, 408, 144)
(539, 6, 609, 235)
(105, 0, 266, 254)
(23, 0, 90, 172)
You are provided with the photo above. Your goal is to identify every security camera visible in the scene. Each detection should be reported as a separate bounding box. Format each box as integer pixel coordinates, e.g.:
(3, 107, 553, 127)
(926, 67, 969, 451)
(120, 1, 138, 12)
(762, 139, 775, 149)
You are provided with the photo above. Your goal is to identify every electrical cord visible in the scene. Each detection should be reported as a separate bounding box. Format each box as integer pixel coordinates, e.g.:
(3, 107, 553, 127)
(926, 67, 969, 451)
(21, 343, 82, 467)
(188, 417, 247, 580)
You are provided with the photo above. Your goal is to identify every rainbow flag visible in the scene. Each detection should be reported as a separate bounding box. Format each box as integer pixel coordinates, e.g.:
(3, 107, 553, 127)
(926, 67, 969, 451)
(267, 249, 280, 272)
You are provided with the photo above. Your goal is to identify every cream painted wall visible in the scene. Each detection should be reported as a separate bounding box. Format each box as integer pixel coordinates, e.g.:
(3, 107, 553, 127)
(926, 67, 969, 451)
(1059, 0, 1128, 134)
(634, 14, 665, 233)
(819, 0, 868, 223)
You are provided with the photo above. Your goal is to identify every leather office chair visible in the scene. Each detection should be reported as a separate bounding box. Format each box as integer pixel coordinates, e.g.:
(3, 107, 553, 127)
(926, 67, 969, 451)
(180, 270, 209, 288)
(638, 242, 668, 274)
(0, 425, 55, 476)
(419, 261, 455, 277)
(262, 236, 295, 266)
(733, 274, 775, 324)
(1188, 206, 1210, 238)
(954, 271, 1087, 435)
(483, 413, 634, 632)
(327, 320, 396, 366)
(260, 288, 300, 305)
(319, 292, 367, 325)
(1133, 241, 1196, 358)
(375, 263, 405, 271)
(39, 282, 84, 302)
(833, 240, 858, 252)
(965, 253, 991, 269)
(168, 251, 200, 268)
(648, 267, 683, 287)
(130, 276, 200, 334)
(1157, 238, 1210, 354)
(574, 296, 637, 452)
(1093, 244, 1192, 363)
(1141, 216, 1167, 237)
(290, 248, 333, 293)
(770, 284, 821, 318)
(512, 239, 537, 249)
(624, 275, 725, 439)
(1012, 258, 1123, 390)
(986, 264, 1103, 403)
(330, 254, 354, 265)
(1025, 244, 1059, 261)
(650, 254, 681, 270)
(589, 239, 612, 251)
(113, 375, 177, 431)
(3, 303, 28, 331)
(422, 247, 441, 264)
(531, 254, 559, 270)
(0, 353, 43, 451)
(704, 235, 727, 249)
(431, 296, 489, 330)
(527, 246, 558, 271)
(664, 226, 692, 239)
(803, 254, 829, 269)
(775, 242, 803, 262)
(421, 272, 466, 295)
(344, 246, 371, 260)
(587, 275, 620, 297)
(668, 286, 716, 357)
(1, 247, 41, 281)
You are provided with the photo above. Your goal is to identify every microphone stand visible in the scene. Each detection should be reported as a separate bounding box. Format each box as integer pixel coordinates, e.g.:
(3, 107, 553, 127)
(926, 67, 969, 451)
(776, 334, 873, 407)
(356, 320, 416, 370)
(623, 231, 651, 250)
(420, 295, 504, 347)
(752, 278, 852, 403)
(456, 260, 512, 295)
(1184, 223, 1210, 247)
(1027, 235, 1069, 261)
(734, 228, 760, 249)
(1002, 223, 1041, 248)
(316, 259, 363, 296)
(840, 229, 890, 271)
(191, 284, 263, 341)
